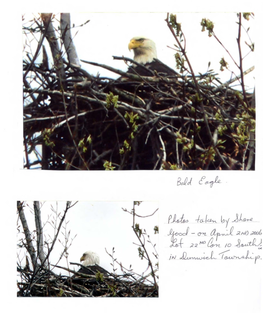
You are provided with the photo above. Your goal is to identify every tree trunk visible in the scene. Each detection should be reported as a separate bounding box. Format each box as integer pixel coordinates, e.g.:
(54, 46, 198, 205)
(34, 201, 47, 267)
(60, 13, 80, 67)
(17, 201, 38, 269)
(41, 13, 67, 90)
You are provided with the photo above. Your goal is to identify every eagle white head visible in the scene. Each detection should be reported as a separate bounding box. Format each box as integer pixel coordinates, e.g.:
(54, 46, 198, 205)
(128, 37, 157, 65)
(80, 251, 100, 266)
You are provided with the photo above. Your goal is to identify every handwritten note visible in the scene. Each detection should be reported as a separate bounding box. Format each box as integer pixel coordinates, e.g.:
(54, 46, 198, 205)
(177, 175, 222, 188)
(166, 213, 262, 264)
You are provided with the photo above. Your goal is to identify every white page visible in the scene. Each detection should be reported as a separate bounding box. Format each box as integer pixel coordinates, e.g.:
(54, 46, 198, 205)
(3, 1, 262, 313)
(160, 173, 262, 313)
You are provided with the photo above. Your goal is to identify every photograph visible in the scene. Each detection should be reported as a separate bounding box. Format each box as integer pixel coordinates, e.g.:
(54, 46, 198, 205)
(23, 12, 255, 170)
(17, 201, 159, 297)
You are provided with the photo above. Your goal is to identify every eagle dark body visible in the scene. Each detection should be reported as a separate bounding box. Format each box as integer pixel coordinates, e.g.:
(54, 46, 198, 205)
(127, 58, 178, 77)
(77, 264, 109, 276)
(70, 263, 109, 289)
(70, 264, 111, 297)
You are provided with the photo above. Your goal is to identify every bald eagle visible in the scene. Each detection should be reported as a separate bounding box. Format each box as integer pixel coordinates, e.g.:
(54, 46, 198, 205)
(128, 37, 178, 77)
(80, 251, 100, 266)
(78, 251, 108, 275)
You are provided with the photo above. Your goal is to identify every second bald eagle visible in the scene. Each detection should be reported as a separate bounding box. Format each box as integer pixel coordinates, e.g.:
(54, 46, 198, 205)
(78, 251, 108, 275)
(128, 37, 177, 77)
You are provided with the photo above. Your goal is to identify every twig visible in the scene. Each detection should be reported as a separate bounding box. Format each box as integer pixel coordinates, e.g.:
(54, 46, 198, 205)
(236, 13, 249, 106)
(131, 202, 158, 287)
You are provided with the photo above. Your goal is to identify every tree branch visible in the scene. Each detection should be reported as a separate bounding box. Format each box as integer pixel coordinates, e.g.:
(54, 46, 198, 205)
(131, 202, 158, 287)
(236, 13, 249, 106)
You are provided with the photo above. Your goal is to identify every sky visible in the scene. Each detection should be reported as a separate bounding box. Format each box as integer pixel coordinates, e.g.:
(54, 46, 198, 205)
(17, 201, 159, 280)
(23, 12, 255, 91)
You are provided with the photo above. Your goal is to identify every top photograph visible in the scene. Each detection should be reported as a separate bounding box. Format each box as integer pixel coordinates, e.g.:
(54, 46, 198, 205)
(22, 12, 255, 170)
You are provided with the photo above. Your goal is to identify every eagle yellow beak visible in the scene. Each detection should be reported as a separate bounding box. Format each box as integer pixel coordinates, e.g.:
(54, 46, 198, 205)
(128, 39, 142, 51)
(80, 255, 84, 262)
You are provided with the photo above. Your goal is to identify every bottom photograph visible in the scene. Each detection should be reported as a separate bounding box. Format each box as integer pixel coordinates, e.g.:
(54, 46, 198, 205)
(17, 201, 159, 297)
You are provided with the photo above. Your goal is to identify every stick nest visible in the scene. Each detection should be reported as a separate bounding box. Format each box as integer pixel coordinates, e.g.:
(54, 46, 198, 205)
(17, 264, 158, 297)
(23, 60, 255, 170)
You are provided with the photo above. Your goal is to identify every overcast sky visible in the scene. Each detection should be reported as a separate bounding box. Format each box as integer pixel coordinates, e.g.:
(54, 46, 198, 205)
(23, 12, 255, 91)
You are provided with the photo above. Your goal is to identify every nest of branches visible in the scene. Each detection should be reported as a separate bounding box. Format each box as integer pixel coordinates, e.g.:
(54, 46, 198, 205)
(23, 60, 255, 170)
(17, 264, 158, 297)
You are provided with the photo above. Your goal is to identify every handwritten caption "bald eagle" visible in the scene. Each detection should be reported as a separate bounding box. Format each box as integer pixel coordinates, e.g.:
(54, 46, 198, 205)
(177, 176, 221, 188)
(167, 214, 262, 264)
